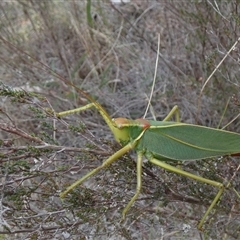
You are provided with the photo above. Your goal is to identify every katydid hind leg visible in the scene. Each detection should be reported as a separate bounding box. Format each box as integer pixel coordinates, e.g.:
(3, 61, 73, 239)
(148, 157, 225, 229)
(60, 143, 133, 198)
(163, 105, 180, 122)
(197, 187, 225, 230)
(122, 151, 143, 219)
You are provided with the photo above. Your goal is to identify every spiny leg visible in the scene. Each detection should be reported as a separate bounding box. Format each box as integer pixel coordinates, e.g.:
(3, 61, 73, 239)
(163, 105, 180, 122)
(122, 151, 143, 220)
(60, 142, 134, 198)
(197, 187, 224, 230)
(56, 99, 116, 135)
(148, 157, 225, 230)
(56, 103, 95, 117)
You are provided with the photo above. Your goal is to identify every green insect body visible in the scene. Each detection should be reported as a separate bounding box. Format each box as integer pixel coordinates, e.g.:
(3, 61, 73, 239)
(60, 105, 240, 230)
(105, 116, 240, 230)
(138, 122, 240, 160)
(113, 117, 240, 161)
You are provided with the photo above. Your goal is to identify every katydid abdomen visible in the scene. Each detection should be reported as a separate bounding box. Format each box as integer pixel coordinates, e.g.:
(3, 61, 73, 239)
(135, 120, 240, 160)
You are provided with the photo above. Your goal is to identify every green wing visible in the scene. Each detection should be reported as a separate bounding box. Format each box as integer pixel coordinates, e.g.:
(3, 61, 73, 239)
(138, 121, 240, 161)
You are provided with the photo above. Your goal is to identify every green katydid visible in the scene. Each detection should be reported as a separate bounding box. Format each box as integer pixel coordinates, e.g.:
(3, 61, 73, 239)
(1, 37, 239, 231)
(58, 99, 240, 230)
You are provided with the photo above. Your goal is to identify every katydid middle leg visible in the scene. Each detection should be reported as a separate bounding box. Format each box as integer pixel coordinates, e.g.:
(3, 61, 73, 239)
(163, 105, 180, 122)
(60, 142, 135, 198)
(122, 151, 143, 219)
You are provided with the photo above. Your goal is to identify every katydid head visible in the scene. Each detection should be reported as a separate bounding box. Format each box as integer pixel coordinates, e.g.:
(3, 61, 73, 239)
(112, 118, 150, 144)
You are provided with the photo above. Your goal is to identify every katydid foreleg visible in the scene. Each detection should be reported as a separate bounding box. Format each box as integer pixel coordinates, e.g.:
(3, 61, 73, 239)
(56, 103, 95, 117)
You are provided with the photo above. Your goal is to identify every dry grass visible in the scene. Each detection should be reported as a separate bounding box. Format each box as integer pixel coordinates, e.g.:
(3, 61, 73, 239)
(0, 1, 240, 239)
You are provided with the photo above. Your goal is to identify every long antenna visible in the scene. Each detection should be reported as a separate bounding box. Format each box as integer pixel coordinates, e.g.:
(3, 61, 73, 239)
(0, 36, 115, 130)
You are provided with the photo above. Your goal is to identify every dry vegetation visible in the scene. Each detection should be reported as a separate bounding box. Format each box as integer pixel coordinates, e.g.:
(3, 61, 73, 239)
(0, 0, 240, 239)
